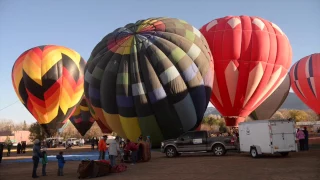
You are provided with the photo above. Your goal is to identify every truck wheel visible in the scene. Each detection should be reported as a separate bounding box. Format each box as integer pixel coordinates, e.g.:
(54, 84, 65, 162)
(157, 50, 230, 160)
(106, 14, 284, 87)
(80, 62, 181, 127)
(165, 146, 177, 158)
(213, 144, 225, 156)
(250, 148, 258, 158)
(280, 152, 289, 157)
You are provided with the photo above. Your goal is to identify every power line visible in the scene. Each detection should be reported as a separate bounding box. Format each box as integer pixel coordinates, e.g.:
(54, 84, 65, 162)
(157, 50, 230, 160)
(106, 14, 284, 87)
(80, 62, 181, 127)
(0, 100, 20, 112)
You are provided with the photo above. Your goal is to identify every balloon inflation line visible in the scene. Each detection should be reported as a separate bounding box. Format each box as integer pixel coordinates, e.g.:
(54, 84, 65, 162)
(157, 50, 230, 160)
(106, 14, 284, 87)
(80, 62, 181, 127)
(0, 100, 20, 112)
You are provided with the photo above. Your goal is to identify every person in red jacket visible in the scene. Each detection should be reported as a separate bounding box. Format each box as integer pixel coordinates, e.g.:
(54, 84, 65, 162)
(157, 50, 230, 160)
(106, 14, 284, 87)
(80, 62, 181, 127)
(98, 136, 107, 160)
(125, 139, 138, 165)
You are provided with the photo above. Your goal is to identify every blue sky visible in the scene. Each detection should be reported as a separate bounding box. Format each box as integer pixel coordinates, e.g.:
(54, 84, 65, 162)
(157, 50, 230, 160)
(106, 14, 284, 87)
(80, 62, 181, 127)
(0, 0, 319, 123)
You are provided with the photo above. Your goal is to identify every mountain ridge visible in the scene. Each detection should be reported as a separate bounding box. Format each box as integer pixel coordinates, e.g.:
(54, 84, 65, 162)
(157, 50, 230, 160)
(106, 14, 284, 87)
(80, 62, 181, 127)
(204, 92, 310, 116)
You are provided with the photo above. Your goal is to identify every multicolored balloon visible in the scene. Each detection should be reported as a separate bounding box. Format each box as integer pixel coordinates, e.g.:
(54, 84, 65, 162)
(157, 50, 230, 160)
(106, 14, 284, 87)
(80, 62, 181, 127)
(85, 93, 112, 133)
(85, 17, 213, 144)
(250, 74, 290, 120)
(69, 97, 95, 136)
(290, 53, 320, 116)
(200, 15, 292, 126)
(12, 45, 85, 135)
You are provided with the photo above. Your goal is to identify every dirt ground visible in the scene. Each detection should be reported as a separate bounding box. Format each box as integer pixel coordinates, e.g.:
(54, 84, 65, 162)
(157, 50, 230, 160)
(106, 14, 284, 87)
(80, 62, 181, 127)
(1, 147, 320, 180)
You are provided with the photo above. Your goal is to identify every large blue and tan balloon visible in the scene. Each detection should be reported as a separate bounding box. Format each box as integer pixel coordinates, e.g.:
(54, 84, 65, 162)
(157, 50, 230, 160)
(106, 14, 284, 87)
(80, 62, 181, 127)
(84, 17, 214, 144)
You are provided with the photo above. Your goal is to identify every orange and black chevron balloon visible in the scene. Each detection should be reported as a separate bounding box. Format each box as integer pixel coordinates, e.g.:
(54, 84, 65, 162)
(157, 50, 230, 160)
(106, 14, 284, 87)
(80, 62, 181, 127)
(11, 45, 85, 136)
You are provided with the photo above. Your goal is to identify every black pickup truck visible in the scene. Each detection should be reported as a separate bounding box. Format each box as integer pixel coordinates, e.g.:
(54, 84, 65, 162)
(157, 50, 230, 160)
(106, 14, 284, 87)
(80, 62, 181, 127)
(161, 130, 237, 157)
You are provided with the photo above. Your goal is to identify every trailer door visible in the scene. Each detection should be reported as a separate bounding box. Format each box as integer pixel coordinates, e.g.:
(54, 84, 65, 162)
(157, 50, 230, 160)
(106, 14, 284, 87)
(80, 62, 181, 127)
(270, 121, 296, 152)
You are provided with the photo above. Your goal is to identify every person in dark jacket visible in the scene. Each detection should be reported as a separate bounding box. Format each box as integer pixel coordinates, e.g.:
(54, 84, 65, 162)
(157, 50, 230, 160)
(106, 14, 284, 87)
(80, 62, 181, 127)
(17, 142, 22, 154)
(303, 127, 309, 151)
(125, 139, 138, 165)
(0, 143, 4, 163)
(32, 139, 42, 178)
(56, 151, 66, 176)
(21, 142, 26, 153)
(91, 137, 95, 150)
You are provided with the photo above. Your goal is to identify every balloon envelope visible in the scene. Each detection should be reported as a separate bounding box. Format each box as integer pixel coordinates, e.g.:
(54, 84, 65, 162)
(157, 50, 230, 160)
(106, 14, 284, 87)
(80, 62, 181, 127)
(250, 74, 290, 120)
(85, 17, 213, 144)
(11, 45, 85, 135)
(200, 15, 292, 126)
(290, 53, 320, 115)
(69, 98, 95, 136)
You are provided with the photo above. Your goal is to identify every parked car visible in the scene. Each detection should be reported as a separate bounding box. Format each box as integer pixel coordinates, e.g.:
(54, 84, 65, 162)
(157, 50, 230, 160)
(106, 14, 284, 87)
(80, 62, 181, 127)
(161, 130, 237, 158)
(238, 119, 298, 158)
(62, 138, 79, 147)
(45, 137, 63, 148)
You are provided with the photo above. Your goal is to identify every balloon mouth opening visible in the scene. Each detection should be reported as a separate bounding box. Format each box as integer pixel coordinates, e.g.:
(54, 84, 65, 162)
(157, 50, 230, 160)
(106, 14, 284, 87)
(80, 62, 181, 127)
(223, 116, 245, 127)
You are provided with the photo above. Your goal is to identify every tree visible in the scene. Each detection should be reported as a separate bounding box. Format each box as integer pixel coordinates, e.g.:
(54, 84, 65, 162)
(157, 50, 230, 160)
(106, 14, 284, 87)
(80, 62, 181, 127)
(289, 110, 309, 122)
(84, 122, 104, 139)
(305, 110, 318, 121)
(271, 111, 284, 119)
(0, 119, 14, 132)
(22, 120, 28, 130)
(218, 120, 227, 133)
(60, 123, 81, 139)
(29, 122, 46, 142)
(278, 109, 291, 119)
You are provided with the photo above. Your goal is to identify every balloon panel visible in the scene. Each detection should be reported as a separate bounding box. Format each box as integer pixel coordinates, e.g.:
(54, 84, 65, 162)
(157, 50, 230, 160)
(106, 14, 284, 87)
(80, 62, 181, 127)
(250, 74, 290, 120)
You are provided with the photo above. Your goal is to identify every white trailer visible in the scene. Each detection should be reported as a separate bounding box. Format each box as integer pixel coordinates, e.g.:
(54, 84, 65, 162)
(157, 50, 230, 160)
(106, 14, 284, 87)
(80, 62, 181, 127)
(238, 119, 298, 158)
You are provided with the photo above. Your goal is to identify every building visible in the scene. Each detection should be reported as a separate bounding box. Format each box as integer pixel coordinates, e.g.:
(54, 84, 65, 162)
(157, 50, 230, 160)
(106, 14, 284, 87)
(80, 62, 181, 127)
(0, 131, 31, 145)
(296, 121, 320, 132)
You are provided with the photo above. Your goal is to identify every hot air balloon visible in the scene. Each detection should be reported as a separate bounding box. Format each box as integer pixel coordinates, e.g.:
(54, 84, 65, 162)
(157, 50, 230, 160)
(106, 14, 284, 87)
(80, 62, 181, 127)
(58, 120, 70, 133)
(200, 15, 292, 126)
(250, 74, 290, 120)
(12, 45, 85, 135)
(69, 98, 95, 136)
(289, 53, 320, 117)
(85, 17, 213, 144)
(86, 96, 112, 133)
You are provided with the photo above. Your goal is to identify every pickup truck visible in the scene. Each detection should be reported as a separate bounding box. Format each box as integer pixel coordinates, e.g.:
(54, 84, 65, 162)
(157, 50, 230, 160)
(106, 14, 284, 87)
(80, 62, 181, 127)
(161, 130, 237, 158)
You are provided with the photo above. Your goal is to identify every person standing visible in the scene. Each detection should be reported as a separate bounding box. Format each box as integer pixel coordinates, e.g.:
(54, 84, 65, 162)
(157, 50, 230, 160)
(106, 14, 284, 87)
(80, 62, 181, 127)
(109, 137, 120, 167)
(56, 151, 66, 176)
(17, 142, 22, 154)
(21, 142, 26, 153)
(91, 137, 95, 150)
(98, 136, 107, 160)
(303, 127, 309, 151)
(125, 139, 138, 165)
(0, 143, 4, 163)
(137, 135, 143, 142)
(146, 136, 152, 149)
(32, 139, 42, 178)
(42, 150, 48, 176)
(296, 128, 305, 151)
(6, 140, 12, 157)
(95, 137, 99, 149)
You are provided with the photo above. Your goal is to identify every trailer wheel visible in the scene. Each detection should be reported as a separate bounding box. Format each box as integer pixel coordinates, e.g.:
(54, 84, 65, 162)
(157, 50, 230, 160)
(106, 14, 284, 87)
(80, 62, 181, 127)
(250, 148, 258, 158)
(280, 152, 289, 157)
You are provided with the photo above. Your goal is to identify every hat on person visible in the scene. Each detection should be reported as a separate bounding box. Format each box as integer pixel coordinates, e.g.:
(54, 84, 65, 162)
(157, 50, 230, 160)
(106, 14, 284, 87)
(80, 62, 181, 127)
(34, 139, 40, 144)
